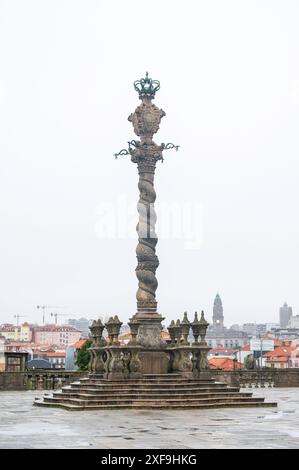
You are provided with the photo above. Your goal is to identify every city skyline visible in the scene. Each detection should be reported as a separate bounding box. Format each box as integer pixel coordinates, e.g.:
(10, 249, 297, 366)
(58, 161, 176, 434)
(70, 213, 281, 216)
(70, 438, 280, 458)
(0, 296, 294, 328)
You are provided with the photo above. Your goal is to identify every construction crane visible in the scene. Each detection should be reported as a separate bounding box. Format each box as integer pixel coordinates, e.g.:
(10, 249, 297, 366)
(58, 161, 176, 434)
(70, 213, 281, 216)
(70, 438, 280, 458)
(36, 305, 66, 325)
(50, 312, 69, 325)
(14, 314, 25, 326)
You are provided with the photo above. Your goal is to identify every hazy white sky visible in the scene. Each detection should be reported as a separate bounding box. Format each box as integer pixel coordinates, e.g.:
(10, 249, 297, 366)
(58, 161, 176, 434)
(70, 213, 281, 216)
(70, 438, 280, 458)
(0, 0, 299, 327)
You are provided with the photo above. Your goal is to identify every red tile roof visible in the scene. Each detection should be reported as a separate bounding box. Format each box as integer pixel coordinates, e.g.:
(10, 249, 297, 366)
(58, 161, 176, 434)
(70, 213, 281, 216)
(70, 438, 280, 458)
(240, 344, 251, 351)
(6, 341, 46, 348)
(44, 351, 65, 357)
(266, 357, 289, 363)
(161, 330, 170, 339)
(33, 349, 65, 356)
(263, 346, 294, 358)
(209, 357, 242, 371)
(209, 348, 238, 355)
(71, 339, 87, 349)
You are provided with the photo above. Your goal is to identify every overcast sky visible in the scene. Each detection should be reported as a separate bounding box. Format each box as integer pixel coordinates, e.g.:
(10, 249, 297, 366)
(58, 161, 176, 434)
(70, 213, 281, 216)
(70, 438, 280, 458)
(0, 0, 299, 327)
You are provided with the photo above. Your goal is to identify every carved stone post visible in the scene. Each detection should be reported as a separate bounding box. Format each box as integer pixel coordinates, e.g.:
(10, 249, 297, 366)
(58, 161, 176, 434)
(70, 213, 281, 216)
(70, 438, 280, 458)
(89, 319, 105, 373)
(115, 73, 178, 374)
(46, 374, 52, 390)
(104, 346, 125, 381)
(88, 320, 98, 372)
(88, 349, 96, 373)
(191, 311, 211, 379)
(176, 348, 193, 377)
(129, 346, 142, 379)
(26, 374, 33, 390)
(31, 374, 37, 390)
(37, 374, 43, 390)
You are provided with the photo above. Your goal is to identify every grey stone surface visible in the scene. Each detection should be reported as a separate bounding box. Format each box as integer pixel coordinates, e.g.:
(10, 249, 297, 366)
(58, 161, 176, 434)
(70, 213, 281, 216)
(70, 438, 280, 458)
(0, 388, 298, 448)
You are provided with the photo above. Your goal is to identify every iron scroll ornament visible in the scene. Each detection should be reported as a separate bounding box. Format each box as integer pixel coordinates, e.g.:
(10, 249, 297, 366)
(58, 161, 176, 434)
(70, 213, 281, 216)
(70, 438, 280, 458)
(114, 142, 179, 160)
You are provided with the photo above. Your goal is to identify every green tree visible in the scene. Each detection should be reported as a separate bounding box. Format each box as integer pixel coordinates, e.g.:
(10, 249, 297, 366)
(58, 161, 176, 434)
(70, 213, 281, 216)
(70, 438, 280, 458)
(75, 339, 92, 371)
(244, 354, 255, 370)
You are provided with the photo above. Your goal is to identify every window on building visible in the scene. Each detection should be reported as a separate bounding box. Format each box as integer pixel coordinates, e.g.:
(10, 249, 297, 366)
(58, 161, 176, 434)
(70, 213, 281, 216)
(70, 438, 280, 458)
(6, 356, 22, 372)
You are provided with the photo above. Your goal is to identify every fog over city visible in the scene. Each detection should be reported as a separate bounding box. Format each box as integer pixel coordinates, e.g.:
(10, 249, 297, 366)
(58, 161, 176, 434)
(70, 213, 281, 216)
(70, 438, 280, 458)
(0, 0, 299, 326)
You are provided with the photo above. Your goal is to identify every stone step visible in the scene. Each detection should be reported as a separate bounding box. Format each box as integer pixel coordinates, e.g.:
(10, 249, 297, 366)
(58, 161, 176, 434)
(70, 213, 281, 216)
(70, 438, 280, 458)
(54, 391, 252, 400)
(62, 385, 238, 395)
(63, 381, 235, 388)
(144, 374, 183, 378)
(34, 399, 277, 411)
(67, 381, 228, 389)
(43, 395, 266, 406)
(60, 385, 240, 394)
(54, 387, 248, 396)
(87, 377, 216, 383)
(89, 373, 185, 380)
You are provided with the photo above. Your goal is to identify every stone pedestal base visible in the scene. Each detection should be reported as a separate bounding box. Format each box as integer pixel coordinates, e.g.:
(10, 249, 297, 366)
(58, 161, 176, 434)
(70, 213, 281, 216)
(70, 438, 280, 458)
(138, 350, 169, 374)
(134, 311, 166, 349)
(192, 370, 212, 380)
(133, 309, 168, 374)
(179, 371, 194, 379)
(104, 372, 125, 381)
(199, 370, 212, 379)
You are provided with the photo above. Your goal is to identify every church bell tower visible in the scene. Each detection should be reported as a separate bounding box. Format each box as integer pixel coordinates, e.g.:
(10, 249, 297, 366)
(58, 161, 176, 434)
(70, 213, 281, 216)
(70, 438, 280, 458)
(213, 293, 224, 332)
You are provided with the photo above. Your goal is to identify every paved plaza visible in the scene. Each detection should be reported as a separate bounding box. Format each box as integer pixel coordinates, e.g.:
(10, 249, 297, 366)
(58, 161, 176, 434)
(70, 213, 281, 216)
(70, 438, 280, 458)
(0, 388, 298, 449)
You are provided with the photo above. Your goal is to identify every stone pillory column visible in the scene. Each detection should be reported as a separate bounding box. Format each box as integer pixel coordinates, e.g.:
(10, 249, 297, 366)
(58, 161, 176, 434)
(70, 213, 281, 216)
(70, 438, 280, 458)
(115, 73, 178, 373)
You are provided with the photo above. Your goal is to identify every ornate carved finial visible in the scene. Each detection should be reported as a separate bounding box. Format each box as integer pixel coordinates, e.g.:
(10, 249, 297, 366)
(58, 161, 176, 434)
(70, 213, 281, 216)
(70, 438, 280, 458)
(181, 312, 190, 345)
(173, 320, 182, 344)
(105, 317, 115, 345)
(182, 312, 189, 324)
(200, 311, 206, 323)
(134, 72, 160, 99)
(191, 312, 200, 344)
(167, 320, 176, 345)
(198, 310, 209, 344)
(128, 317, 140, 344)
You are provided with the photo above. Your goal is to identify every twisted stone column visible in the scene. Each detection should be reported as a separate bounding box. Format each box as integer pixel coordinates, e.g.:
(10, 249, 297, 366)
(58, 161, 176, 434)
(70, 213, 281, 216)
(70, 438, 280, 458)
(128, 91, 166, 349)
(136, 162, 159, 310)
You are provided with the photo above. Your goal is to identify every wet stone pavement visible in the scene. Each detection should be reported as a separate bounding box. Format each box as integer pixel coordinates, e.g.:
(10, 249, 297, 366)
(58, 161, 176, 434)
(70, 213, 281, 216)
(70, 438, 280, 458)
(0, 388, 298, 448)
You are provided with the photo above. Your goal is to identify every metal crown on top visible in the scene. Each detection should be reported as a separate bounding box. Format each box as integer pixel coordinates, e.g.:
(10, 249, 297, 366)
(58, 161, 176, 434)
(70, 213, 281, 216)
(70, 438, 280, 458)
(134, 72, 160, 98)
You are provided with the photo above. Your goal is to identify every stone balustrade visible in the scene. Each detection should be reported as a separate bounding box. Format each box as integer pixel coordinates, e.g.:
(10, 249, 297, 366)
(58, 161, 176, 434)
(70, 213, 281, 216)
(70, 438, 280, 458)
(166, 311, 211, 378)
(209, 369, 299, 388)
(0, 370, 86, 391)
(87, 310, 212, 380)
(2, 368, 299, 391)
(86, 312, 299, 386)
